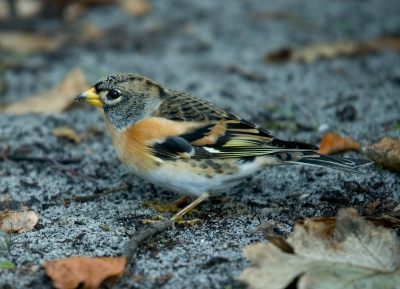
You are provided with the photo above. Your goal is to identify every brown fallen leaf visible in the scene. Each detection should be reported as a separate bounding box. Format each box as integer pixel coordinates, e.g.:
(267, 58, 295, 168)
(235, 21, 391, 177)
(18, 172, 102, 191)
(265, 36, 400, 64)
(120, 0, 150, 17)
(363, 136, 400, 171)
(0, 210, 39, 233)
(53, 125, 104, 144)
(0, 67, 89, 114)
(0, 31, 63, 54)
(43, 256, 127, 289)
(53, 126, 82, 144)
(318, 132, 361, 155)
(298, 214, 400, 238)
(238, 208, 400, 289)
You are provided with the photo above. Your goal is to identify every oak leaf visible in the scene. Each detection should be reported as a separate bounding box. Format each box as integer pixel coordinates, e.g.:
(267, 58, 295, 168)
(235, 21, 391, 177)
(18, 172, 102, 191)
(237, 208, 400, 289)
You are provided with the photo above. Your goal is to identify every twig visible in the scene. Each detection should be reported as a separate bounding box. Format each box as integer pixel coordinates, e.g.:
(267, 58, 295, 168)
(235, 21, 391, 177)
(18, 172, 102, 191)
(223, 65, 267, 83)
(43, 152, 98, 184)
(70, 183, 129, 202)
(125, 271, 174, 282)
(1, 145, 81, 164)
(3, 155, 82, 164)
(123, 220, 173, 264)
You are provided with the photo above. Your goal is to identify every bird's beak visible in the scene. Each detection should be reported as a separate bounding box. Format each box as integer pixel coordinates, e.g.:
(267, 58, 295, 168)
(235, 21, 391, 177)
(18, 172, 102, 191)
(74, 87, 103, 107)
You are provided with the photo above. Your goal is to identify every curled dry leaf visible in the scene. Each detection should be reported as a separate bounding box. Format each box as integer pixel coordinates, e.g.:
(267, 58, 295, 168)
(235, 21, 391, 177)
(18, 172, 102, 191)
(299, 215, 400, 238)
(318, 132, 360, 155)
(53, 126, 82, 144)
(43, 256, 127, 289)
(363, 136, 400, 171)
(53, 125, 104, 144)
(0, 67, 89, 114)
(238, 208, 400, 289)
(0, 210, 39, 234)
(266, 41, 359, 63)
(0, 31, 63, 54)
(265, 36, 400, 64)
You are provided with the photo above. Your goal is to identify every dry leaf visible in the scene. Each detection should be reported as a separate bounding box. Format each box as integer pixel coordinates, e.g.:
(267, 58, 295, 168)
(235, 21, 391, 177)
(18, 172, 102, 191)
(0, 210, 39, 233)
(238, 208, 400, 289)
(0, 67, 89, 114)
(265, 36, 400, 64)
(299, 215, 400, 238)
(53, 126, 82, 144)
(318, 133, 361, 155)
(363, 137, 400, 171)
(120, 0, 150, 17)
(0, 31, 63, 54)
(293, 41, 359, 63)
(53, 125, 103, 144)
(43, 256, 127, 289)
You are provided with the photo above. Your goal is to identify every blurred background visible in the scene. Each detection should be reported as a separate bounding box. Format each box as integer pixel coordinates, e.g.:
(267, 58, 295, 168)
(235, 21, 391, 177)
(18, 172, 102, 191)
(1, 1, 400, 288)
(0, 0, 399, 125)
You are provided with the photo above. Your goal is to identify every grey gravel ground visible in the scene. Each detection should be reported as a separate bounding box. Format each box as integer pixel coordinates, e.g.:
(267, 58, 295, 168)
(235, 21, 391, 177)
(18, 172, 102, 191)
(1, 0, 400, 288)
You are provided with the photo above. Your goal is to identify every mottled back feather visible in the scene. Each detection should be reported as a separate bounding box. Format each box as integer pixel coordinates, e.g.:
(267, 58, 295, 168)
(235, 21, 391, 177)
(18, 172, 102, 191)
(153, 88, 320, 159)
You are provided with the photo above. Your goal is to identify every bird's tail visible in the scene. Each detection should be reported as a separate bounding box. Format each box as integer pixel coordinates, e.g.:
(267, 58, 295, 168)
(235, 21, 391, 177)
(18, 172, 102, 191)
(274, 151, 371, 173)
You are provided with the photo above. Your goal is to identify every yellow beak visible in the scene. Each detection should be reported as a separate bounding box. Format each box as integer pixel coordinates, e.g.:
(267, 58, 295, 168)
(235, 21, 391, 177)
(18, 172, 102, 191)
(75, 87, 103, 107)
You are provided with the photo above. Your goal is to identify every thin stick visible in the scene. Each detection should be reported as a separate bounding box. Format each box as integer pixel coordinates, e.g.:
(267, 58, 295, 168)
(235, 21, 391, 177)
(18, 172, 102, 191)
(43, 152, 98, 184)
(125, 271, 174, 282)
(72, 183, 129, 202)
(123, 220, 173, 264)
(1, 145, 81, 164)
(3, 155, 82, 164)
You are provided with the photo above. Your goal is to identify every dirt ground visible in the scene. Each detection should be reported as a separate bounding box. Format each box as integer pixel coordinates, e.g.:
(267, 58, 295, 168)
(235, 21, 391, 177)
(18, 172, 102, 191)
(1, 0, 400, 288)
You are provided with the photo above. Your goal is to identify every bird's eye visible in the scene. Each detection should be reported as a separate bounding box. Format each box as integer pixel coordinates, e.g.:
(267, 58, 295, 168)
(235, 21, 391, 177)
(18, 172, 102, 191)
(107, 90, 120, 100)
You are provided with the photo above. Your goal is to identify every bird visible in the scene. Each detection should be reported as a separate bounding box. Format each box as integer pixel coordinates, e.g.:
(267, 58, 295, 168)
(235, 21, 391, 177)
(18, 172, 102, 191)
(75, 73, 371, 223)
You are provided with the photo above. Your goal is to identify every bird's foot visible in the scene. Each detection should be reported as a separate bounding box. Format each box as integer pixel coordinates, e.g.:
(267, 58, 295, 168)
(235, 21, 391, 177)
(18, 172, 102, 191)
(142, 196, 198, 215)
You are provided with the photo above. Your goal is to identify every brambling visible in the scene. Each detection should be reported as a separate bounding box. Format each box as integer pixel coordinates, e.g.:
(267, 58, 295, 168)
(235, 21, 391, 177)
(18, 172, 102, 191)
(75, 73, 370, 222)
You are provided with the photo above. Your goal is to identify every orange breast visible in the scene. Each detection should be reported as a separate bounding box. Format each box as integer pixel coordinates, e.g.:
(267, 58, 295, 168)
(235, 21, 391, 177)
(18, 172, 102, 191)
(102, 114, 203, 172)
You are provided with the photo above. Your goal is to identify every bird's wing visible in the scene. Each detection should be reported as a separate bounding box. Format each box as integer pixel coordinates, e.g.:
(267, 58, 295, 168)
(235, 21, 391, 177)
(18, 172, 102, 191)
(151, 90, 318, 159)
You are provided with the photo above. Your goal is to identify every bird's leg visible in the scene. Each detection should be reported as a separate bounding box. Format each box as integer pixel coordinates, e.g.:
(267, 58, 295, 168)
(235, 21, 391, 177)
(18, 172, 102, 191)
(142, 196, 192, 213)
(142, 193, 209, 226)
(170, 194, 209, 223)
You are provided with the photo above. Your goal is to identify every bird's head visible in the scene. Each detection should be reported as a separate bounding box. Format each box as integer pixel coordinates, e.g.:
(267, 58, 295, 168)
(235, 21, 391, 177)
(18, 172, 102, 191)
(75, 73, 166, 130)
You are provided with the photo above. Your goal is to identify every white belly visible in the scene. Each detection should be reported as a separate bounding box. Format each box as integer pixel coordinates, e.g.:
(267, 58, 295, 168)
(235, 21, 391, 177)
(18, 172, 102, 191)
(122, 156, 281, 198)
